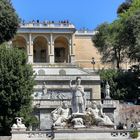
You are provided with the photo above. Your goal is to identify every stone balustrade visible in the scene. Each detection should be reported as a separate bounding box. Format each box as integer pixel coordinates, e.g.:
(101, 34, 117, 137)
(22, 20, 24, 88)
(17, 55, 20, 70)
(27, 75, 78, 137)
(76, 30, 96, 34)
(27, 131, 51, 140)
(19, 22, 75, 28)
(11, 129, 140, 140)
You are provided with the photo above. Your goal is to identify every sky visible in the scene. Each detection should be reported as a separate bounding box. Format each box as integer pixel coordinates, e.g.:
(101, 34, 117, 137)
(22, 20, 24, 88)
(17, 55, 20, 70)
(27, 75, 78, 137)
(11, 0, 125, 30)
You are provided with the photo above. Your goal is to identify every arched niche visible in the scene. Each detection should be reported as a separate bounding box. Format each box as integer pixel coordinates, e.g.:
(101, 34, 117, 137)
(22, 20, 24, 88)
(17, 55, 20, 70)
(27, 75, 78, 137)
(33, 36, 48, 63)
(54, 36, 69, 63)
(12, 36, 27, 51)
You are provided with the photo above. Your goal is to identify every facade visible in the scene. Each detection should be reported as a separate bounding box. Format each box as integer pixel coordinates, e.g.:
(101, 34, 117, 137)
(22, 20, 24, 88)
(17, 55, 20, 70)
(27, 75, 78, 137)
(11, 21, 114, 130)
(12, 22, 101, 69)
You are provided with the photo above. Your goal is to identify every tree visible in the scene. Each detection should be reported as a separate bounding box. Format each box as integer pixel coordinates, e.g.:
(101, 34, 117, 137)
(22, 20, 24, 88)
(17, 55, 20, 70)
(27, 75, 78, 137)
(93, 0, 140, 69)
(0, 44, 35, 135)
(117, 0, 132, 15)
(99, 67, 140, 100)
(123, 9, 140, 62)
(120, 0, 140, 18)
(93, 21, 128, 69)
(99, 69, 121, 99)
(0, 0, 19, 44)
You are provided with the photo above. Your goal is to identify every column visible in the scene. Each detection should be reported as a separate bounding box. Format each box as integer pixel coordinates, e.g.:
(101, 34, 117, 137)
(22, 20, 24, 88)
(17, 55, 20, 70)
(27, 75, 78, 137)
(27, 34, 33, 63)
(49, 34, 54, 63)
(69, 34, 75, 63)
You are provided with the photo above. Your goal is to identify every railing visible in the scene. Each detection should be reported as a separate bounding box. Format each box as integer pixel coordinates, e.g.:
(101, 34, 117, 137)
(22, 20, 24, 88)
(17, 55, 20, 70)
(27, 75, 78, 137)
(76, 30, 97, 34)
(19, 22, 75, 28)
(32, 63, 77, 68)
(12, 129, 136, 140)
(27, 131, 51, 139)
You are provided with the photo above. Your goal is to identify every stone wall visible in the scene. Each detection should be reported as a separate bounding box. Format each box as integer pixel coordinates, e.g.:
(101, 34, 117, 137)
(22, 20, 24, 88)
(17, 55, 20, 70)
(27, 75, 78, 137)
(0, 137, 11, 140)
(116, 104, 140, 128)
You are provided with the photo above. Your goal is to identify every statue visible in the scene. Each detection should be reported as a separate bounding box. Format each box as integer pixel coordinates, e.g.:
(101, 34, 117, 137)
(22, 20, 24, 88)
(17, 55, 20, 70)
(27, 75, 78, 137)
(69, 77, 86, 114)
(51, 102, 70, 127)
(105, 81, 111, 99)
(86, 101, 113, 126)
(71, 118, 84, 128)
(42, 82, 47, 95)
(12, 117, 26, 130)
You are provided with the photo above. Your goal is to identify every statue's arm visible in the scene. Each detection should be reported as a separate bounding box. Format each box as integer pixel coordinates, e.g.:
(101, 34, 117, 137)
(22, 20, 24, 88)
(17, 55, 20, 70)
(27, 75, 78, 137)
(69, 80, 73, 89)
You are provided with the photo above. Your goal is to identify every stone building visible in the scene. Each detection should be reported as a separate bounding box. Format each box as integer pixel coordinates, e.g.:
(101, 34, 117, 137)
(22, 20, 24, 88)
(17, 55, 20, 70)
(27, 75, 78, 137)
(11, 21, 116, 130)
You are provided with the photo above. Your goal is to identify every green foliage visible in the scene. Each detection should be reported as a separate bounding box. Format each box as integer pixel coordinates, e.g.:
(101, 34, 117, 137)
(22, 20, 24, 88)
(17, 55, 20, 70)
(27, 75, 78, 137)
(123, 10, 140, 61)
(0, 44, 35, 135)
(0, 0, 19, 44)
(93, 20, 128, 69)
(99, 69, 121, 99)
(117, 1, 132, 15)
(99, 66, 140, 100)
(120, 0, 140, 19)
(93, 0, 140, 69)
(130, 129, 139, 139)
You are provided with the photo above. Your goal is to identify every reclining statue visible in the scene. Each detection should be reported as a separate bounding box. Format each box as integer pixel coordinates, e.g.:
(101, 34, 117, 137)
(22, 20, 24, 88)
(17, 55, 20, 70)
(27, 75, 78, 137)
(86, 101, 114, 126)
(51, 102, 70, 127)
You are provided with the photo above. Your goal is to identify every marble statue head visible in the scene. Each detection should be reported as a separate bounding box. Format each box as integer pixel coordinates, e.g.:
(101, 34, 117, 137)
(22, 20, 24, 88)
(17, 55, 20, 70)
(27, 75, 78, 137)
(91, 101, 97, 109)
(76, 77, 81, 85)
(62, 101, 68, 109)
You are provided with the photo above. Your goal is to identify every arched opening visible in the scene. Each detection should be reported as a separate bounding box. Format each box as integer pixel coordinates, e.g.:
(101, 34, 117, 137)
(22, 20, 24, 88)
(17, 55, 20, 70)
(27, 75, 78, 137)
(54, 37, 69, 63)
(33, 36, 48, 63)
(12, 36, 27, 51)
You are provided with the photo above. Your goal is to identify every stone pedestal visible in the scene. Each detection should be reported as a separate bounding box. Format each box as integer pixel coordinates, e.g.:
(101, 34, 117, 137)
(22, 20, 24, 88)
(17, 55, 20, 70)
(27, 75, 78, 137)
(53, 129, 131, 140)
(11, 130, 27, 140)
(71, 113, 85, 128)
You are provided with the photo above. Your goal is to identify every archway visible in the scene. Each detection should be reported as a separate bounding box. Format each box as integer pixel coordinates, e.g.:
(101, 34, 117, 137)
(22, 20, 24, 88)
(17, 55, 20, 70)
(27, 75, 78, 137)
(12, 36, 27, 51)
(54, 37, 69, 63)
(33, 36, 48, 63)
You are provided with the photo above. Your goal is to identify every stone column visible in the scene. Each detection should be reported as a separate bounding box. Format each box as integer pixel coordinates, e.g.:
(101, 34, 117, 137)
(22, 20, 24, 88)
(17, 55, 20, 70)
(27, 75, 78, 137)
(69, 34, 75, 63)
(49, 34, 54, 63)
(27, 34, 33, 63)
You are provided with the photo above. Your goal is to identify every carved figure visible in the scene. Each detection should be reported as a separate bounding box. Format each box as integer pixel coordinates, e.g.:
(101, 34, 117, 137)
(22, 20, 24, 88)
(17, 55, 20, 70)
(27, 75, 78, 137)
(12, 117, 26, 129)
(69, 77, 86, 114)
(71, 118, 84, 126)
(86, 102, 113, 126)
(105, 81, 111, 99)
(51, 102, 70, 127)
(42, 82, 47, 95)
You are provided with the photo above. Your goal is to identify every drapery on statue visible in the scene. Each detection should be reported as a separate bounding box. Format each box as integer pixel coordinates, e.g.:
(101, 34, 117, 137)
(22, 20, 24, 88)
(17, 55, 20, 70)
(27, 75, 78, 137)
(42, 82, 47, 95)
(69, 77, 86, 114)
(105, 81, 111, 99)
(86, 101, 113, 126)
(51, 102, 70, 127)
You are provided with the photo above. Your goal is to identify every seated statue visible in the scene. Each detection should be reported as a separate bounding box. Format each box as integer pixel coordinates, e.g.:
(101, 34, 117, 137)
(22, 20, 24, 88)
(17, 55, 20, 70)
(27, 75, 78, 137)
(86, 102, 113, 126)
(51, 102, 70, 127)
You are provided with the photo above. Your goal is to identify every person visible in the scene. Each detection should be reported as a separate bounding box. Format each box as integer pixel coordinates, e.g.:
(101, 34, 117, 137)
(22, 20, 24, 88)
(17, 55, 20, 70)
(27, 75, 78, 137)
(69, 77, 86, 114)
(51, 102, 70, 127)
(86, 101, 113, 126)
